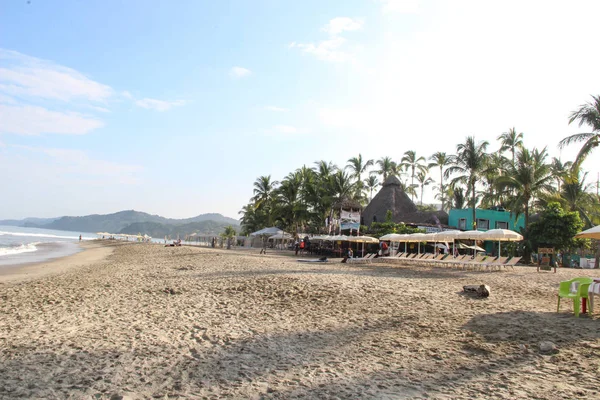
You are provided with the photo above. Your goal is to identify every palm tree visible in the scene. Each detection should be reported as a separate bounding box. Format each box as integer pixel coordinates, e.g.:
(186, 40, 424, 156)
(428, 152, 451, 211)
(375, 156, 395, 182)
(497, 127, 524, 166)
(416, 171, 434, 206)
(346, 154, 374, 185)
(496, 147, 553, 263)
(550, 157, 573, 192)
(252, 175, 279, 226)
(401, 150, 427, 202)
(364, 174, 379, 202)
(446, 137, 489, 229)
(480, 152, 509, 208)
(559, 95, 600, 171)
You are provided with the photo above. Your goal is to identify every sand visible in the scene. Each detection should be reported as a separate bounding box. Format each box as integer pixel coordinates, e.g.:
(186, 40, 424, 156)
(0, 241, 599, 399)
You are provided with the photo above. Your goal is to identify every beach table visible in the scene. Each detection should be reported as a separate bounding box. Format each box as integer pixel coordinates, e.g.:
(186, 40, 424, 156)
(569, 278, 600, 314)
(586, 278, 600, 314)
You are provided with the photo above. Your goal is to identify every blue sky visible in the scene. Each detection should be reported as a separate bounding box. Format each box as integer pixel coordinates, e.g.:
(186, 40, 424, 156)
(1, 0, 599, 220)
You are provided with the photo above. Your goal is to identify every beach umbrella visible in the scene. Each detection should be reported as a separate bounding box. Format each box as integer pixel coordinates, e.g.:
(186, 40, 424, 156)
(348, 235, 379, 256)
(482, 228, 524, 255)
(456, 230, 484, 255)
(379, 233, 404, 241)
(575, 225, 600, 240)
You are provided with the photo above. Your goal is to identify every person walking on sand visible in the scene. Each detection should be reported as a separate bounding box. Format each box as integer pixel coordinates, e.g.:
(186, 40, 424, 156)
(79, 235, 82, 241)
(260, 237, 267, 254)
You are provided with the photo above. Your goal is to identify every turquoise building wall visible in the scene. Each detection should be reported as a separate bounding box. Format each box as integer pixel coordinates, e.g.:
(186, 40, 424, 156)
(448, 208, 525, 254)
(448, 208, 525, 232)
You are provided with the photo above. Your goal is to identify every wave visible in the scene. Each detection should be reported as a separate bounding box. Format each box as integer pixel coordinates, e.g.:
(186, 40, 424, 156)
(0, 231, 92, 240)
(0, 242, 40, 257)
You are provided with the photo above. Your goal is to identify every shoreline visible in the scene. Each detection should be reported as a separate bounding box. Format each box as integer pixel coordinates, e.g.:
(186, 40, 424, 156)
(0, 240, 115, 285)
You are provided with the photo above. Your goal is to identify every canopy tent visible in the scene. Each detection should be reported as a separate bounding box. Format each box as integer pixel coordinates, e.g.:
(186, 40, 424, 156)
(268, 233, 293, 240)
(575, 225, 600, 240)
(250, 227, 284, 236)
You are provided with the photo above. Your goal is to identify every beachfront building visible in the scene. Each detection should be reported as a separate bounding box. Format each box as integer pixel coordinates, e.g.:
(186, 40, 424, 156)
(448, 207, 525, 232)
(449, 207, 526, 254)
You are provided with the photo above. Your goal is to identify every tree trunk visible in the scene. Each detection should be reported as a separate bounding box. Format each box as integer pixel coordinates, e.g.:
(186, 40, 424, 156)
(521, 204, 532, 264)
(471, 181, 477, 230)
(440, 167, 444, 212)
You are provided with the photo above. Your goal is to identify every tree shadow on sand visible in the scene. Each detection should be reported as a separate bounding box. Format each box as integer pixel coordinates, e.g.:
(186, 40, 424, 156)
(190, 263, 473, 281)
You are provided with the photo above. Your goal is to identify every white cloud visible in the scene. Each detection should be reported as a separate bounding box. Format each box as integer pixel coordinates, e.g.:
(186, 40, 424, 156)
(264, 105, 290, 112)
(379, 0, 421, 14)
(121, 90, 133, 99)
(12, 145, 143, 184)
(230, 66, 252, 79)
(290, 17, 364, 63)
(0, 104, 104, 135)
(135, 98, 186, 112)
(322, 17, 363, 35)
(0, 49, 113, 102)
(290, 37, 352, 63)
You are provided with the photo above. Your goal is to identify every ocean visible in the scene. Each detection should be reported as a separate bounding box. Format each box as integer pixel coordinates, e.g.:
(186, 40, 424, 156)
(0, 226, 99, 268)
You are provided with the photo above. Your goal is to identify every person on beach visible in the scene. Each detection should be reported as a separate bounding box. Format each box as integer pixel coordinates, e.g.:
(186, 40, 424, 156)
(260, 237, 267, 254)
(294, 240, 299, 256)
(79, 235, 82, 241)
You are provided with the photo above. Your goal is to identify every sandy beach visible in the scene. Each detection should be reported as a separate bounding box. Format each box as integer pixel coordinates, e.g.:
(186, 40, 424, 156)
(1, 241, 599, 399)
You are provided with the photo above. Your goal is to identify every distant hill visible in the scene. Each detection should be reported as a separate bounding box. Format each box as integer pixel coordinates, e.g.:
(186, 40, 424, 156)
(2, 210, 239, 235)
(0, 217, 61, 227)
(120, 221, 233, 238)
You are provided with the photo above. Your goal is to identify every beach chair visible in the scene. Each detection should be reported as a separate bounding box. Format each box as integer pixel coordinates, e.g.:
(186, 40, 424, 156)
(482, 256, 508, 272)
(428, 254, 446, 267)
(461, 255, 487, 271)
(442, 254, 468, 269)
(557, 278, 593, 317)
(394, 252, 406, 258)
(349, 253, 374, 264)
(500, 256, 521, 270)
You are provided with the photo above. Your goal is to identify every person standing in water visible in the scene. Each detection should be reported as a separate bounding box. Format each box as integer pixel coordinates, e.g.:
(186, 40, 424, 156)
(79, 235, 82, 241)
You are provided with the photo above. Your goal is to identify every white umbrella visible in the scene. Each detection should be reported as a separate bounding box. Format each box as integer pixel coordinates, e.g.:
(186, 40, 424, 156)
(347, 235, 378, 256)
(456, 230, 485, 255)
(483, 228, 523, 255)
(575, 225, 600, 240)
(456, 230, 484, 240)
(379, 233, 404, 241)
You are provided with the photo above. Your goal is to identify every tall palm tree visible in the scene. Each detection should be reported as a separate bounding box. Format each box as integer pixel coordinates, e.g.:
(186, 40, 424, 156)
(497, 127, 524, 166)
(416, 170, 433, 206)
(550, 157, 573, 192)
(496, 147, 553, 263)
(364, 174, 379, 202)
(446, 137, 489, 229)
(346, 154, 374, 185)
(252, 175, 279, 226)
(401, 150, 427, 202)
(428, 152, 451, 211)
(375, 156, 395, 182)
(480, 152, 509, 208)
(559, 95, 600, 171)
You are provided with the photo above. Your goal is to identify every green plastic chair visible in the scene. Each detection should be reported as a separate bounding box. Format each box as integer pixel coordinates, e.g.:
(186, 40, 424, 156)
(557, 277, 593, 317)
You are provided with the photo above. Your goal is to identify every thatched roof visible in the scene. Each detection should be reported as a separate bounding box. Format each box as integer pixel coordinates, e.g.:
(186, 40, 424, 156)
(333, 198, 362, 210)
(362, 175, 449, 226)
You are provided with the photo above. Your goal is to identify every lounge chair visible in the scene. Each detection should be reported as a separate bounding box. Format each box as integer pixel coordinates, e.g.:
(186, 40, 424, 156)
(482, 256, 508, 272)
(348, 253, 375, 264)
(501, 256, 521, 270)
